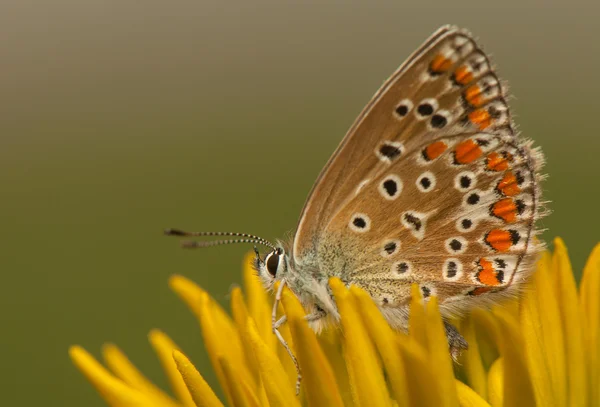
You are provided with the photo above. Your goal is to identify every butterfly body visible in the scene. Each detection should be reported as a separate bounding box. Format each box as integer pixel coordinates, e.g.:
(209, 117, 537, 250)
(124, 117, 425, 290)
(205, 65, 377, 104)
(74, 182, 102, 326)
(253, 26, 545, 335)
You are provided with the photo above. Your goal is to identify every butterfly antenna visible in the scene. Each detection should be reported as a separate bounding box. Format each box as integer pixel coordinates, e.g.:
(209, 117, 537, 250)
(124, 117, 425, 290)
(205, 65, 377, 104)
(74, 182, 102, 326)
(164, 229, 277, 250)
(253, 245, 263, 265)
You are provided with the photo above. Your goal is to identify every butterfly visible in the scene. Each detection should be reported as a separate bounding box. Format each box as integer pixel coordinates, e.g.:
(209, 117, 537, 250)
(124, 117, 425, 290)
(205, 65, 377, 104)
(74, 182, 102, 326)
(166, 25, 545, 390)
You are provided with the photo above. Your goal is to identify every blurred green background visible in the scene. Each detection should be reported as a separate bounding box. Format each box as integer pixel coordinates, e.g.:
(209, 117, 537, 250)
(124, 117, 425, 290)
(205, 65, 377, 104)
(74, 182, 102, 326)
(3, 1, 599, 405)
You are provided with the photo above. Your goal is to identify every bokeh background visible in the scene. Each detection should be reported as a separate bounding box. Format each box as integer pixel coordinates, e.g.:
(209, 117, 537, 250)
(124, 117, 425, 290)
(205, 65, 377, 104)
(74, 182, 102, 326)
(3, 1, 599, 405)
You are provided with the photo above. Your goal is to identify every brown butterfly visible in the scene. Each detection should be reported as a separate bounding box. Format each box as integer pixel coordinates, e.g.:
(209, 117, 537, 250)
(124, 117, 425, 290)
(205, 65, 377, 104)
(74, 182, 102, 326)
(167, 25, 546, 390)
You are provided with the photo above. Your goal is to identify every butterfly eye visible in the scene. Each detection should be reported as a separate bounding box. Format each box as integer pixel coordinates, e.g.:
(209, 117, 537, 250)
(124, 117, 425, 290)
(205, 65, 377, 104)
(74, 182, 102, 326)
(265, 251, 280, 277)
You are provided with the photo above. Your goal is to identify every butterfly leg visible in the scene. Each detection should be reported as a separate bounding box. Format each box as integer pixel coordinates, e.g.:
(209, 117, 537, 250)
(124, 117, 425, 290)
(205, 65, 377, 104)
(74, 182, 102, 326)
(272, 280, 302, 395)
(444, 321, 468, 362)
(304, 307, 327, 331)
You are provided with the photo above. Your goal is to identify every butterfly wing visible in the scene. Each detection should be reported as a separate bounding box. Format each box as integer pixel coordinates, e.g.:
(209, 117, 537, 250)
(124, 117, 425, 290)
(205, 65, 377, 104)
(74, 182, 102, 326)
(293, 25, 456, 260)
(322, 133, 543, 312)
(292, 26, 544, 315)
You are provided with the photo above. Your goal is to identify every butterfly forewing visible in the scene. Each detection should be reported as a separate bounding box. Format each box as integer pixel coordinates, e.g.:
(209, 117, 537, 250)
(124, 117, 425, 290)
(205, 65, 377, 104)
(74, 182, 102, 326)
(292, 26, 544, 317)
(294, 26, 511, 260)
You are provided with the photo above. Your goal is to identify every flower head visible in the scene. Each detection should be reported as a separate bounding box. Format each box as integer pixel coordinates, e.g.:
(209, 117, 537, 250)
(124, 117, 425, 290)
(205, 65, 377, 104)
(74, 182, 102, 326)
(71, 237, 600, 406)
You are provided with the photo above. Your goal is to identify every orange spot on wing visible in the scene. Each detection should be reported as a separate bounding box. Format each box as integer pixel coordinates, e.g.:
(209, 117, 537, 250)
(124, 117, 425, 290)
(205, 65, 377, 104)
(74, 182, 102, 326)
(486, 151, 510, 171)
(468, 108, 492, 130)
(454, 139, 483, 164)
(423, 141, 448, 161)
(430, 54, 453, 73)
(497, 172, 521, 196)
(470, 286, 494, 296)
(454, 66, 474, 85)
(464, 85, 484, 107)
(477, 258, 501, 286)
(491, 198, 518, 223)
(485, 229, 516, 252)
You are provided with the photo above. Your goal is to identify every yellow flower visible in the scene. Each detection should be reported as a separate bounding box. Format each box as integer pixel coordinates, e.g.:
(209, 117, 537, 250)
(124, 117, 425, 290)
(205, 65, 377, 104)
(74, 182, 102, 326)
(70, 237, 600, 406)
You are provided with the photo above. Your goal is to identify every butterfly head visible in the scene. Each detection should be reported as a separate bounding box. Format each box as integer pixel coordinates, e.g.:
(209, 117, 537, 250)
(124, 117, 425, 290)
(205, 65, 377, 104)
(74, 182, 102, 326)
(165, 228, 289, 286)
(255, 246, 288, 284)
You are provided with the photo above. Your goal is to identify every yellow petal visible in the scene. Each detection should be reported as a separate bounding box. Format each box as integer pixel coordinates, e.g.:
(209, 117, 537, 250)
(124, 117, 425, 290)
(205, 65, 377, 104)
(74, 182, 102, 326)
(552, 238, 587, 406)
(101, 343, 179, 406)
(425, 297, 459, 407)
(397, 339, 446, 407)
(281, 287, 344, 407)
(351, 286, 409, 406)
(218, 357, 261, 407)
(243, 252, 276, 351)
(148, 330, 196, 406)
(486, 357, 503, 407)
(230, 288, 271, 406)
(408, 283, 427, 346)
(455, 379, 491, 407)
(230, 287, 261, 384)
(271, 281, 300, 390)
(173, 350, 224, 407)
(69, 345, 159, 407)
(187, 289, 232, 405)
(459, 316, 487, 400)
(246, 317, 300, 407)
(498, 296, 519, 320)
(580, 242, 600, 406)
(276, 300, 299, 390)
(469, 309, 500, 369)
(170, 275, 250, 406)
(329, 278, 391, 407)
(169, 275, 245, 366)
(316, 327, 354, 406)
(491, 309, 535, 407)
(521, 253, 567, 406)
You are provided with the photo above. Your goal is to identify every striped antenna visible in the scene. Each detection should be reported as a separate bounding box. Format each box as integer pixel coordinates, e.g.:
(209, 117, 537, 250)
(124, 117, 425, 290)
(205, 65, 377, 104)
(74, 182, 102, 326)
(164, 229, 277, 250)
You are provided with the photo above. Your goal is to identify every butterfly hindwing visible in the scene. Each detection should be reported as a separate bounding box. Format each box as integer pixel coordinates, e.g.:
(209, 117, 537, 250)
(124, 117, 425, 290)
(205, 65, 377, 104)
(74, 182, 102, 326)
(323, 133, 543, 313)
